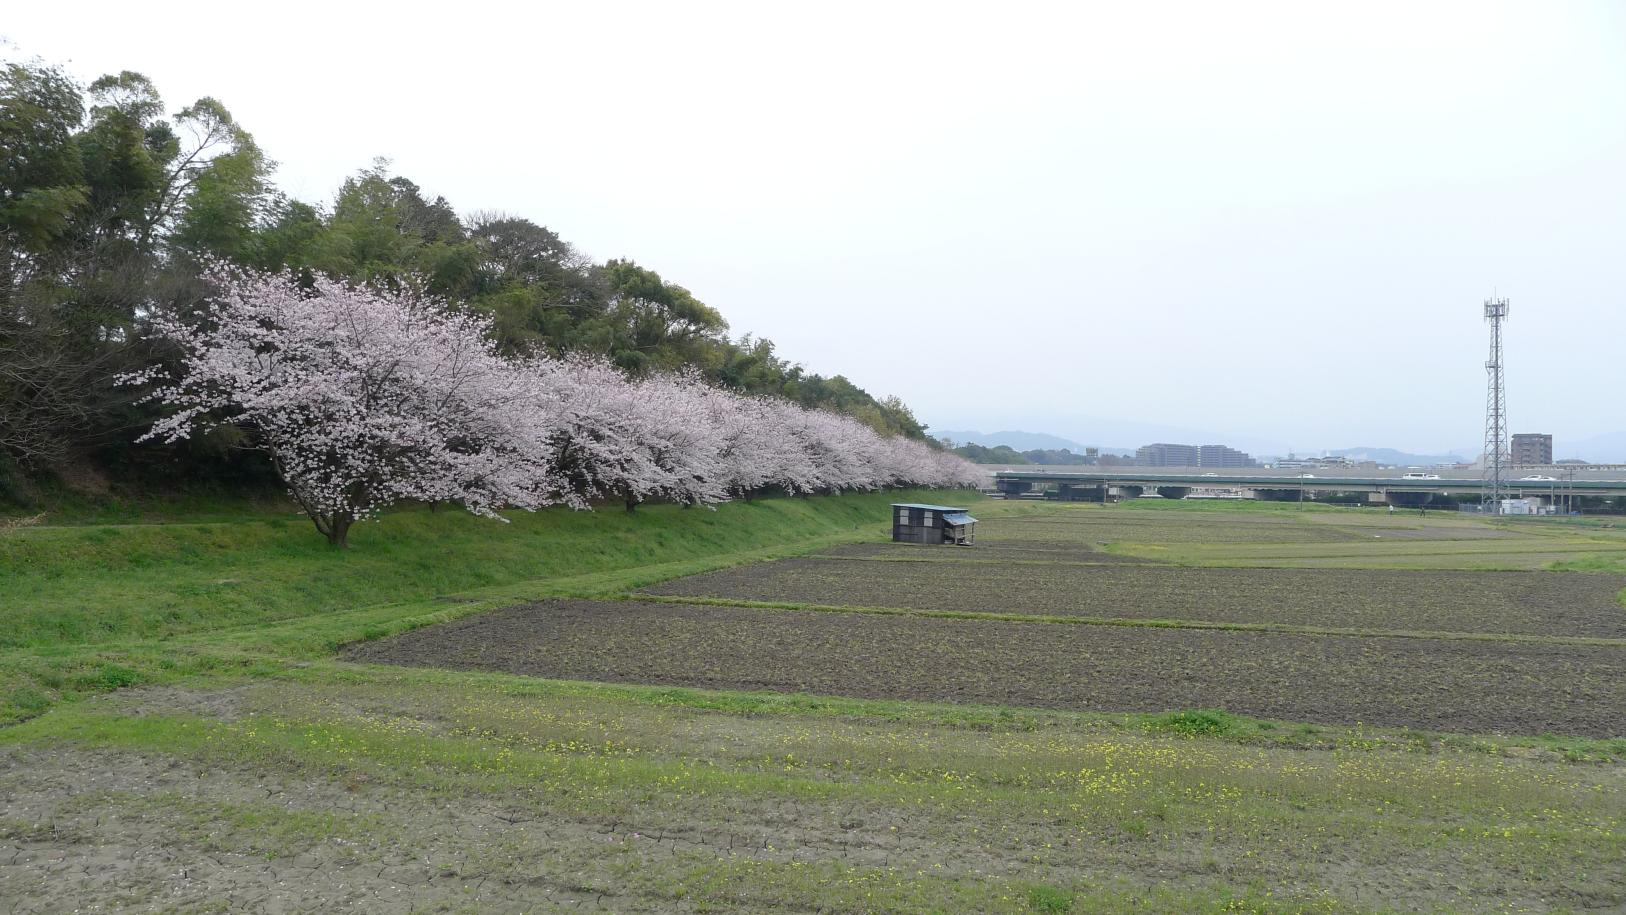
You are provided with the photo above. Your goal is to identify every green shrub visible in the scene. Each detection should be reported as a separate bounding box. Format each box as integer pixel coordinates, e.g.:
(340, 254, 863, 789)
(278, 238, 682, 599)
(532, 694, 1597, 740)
(6, 687, 52, 716)
(95, 664, 140, 689)
(1148, 709, 1238, 737)
(1027, 884, 1074, 913)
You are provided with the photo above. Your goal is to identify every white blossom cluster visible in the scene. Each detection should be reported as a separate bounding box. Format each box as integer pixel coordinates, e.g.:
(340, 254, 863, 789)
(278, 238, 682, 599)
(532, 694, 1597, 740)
(129, 266, 982, 542)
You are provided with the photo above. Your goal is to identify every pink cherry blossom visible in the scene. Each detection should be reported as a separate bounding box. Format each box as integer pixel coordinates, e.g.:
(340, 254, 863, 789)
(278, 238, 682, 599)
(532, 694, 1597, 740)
(129, 264, 984, 544)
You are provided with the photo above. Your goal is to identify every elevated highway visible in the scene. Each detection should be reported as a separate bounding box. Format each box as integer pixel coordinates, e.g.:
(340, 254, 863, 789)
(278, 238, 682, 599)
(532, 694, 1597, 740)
(988, 466, 1626, 505)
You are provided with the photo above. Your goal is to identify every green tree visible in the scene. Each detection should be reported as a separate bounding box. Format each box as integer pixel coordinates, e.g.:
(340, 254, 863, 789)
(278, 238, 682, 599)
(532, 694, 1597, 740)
(601, 259, 727, 374)
(167, 98, 272, 260)
(3, 63, 941, 493)
(0, 60, 87, 263)
(0, 62, 270, 472)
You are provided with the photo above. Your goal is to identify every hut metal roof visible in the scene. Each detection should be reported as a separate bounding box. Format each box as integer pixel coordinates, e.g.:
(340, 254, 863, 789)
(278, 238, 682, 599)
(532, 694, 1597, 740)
(891, 503, 967, 512)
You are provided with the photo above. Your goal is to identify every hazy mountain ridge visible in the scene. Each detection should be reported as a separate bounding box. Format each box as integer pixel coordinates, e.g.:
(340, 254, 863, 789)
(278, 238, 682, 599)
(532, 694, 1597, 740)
(1326, 447, 1470, 466)
(1561, 432, 1626, 464)
(936, 430, 1135, 455)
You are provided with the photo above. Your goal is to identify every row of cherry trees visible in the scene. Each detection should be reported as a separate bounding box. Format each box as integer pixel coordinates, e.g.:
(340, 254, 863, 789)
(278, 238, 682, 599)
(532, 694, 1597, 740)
(128, 267, 981, 545)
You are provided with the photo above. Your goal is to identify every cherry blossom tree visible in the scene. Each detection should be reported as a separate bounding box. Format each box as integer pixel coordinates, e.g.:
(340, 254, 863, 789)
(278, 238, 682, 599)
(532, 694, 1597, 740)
(128, 265, 981, 545)
(128, 265, 562, 546)
(522, 354, 675, 509)
(698, 389, 786, 499)
(622, 370, 727, 509)
(511, 354, 981, 506)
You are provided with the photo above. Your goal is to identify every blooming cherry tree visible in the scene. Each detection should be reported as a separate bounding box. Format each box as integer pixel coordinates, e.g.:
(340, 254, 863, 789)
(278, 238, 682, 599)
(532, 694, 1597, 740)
(130, 265, 562, 546)
(623, 370, 727, 509)
(523, 354, 674, 509)
(129, 265, 983, 545)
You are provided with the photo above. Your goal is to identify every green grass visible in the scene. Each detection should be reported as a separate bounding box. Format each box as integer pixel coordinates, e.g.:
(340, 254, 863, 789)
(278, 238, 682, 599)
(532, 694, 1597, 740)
(0, 479, 301, 525)
(6, 669, 1621, 911)
(3, 493, 1625, 911)
(0, 490, 979, 722)
(995, 501, 1626, 573)
(1, 490, 969, 650)
(999, 496, 1380, 515)
(1552, 554, 1626, 574)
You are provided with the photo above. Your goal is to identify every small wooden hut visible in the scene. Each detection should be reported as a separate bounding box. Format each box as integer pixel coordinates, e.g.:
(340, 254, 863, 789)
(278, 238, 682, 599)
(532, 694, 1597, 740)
(891, 503, 977, 545)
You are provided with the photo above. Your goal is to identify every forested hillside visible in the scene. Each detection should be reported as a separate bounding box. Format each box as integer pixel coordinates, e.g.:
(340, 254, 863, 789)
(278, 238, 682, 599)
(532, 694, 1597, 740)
(0, 59, 926, 501)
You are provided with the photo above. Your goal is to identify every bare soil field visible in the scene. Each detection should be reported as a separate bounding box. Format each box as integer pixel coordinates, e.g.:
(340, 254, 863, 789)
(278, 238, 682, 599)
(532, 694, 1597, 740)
(643, 558, 1626, 638)
(816, 541, 1152, 562)
(344, 599, 1626, 736)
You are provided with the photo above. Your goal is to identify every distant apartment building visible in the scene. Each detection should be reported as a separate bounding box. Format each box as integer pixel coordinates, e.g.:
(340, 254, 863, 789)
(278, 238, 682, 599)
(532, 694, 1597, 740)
(1135, 443, 1197, 466)
(1197, 444, 1254, 468)
(1512, 433, 1553, 466)
(1136, 442, 1254, 468)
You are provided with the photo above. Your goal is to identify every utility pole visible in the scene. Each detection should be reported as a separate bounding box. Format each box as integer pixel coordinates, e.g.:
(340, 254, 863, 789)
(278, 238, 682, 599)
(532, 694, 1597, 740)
(1482, 297, 1510, 514)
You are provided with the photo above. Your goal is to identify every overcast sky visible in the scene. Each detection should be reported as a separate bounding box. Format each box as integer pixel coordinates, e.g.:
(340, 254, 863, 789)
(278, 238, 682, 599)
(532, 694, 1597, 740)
(8, 2, 1625, 456)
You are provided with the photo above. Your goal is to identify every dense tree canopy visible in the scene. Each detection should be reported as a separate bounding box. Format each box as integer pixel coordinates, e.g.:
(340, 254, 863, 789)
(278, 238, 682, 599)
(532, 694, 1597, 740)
(0, 59, 930, 496)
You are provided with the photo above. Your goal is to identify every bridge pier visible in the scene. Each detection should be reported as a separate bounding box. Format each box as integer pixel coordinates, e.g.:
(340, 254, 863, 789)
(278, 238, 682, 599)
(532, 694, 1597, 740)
(1057, 483, 1106, 502)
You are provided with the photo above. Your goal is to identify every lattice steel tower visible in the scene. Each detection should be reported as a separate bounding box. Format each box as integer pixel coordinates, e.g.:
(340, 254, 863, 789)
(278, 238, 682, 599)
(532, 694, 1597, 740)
(1482, 297, 1510, 512)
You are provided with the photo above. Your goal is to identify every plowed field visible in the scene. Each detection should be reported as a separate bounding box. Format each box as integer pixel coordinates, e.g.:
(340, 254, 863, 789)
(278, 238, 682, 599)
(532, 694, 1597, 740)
(344, 503, 1626, 738)
(344, 599, 1626, 736)
(644, 558, 1626, 637)
(815, 541, 1150, 562)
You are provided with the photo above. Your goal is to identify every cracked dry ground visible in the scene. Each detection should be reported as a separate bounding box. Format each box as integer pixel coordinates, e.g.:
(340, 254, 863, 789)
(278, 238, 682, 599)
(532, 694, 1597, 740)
(3, 680, 1624, 914)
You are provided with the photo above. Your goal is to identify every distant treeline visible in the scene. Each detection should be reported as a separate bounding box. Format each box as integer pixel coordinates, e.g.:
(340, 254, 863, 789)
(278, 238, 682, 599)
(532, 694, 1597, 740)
(0, 59, 926, 501)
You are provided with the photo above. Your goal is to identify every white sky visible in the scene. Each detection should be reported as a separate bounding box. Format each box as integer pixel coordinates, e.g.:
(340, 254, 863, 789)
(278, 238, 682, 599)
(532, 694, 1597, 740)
(8, 1, 1625, 455)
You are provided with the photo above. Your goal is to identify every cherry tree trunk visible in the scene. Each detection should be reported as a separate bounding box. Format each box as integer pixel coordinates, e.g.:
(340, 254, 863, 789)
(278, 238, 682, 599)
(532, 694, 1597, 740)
(309, 511, 355, 548)
(328, 514, 354, 548)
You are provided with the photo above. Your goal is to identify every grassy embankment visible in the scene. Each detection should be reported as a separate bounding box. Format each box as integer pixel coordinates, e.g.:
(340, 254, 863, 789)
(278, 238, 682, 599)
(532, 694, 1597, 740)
(3, 495, 1625, 911)
(0, 489, 972, 721)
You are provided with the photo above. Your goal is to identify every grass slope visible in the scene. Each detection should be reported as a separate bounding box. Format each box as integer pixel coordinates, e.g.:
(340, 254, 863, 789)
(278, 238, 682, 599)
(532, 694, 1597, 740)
(1, 490, 964, 650)
(2, 495, 1624, 911)
(0, 489, 974, 721)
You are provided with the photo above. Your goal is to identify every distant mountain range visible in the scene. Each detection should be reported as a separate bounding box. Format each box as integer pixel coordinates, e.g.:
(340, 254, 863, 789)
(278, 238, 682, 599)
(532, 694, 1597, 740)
(931, 416, 1291, 458)
(1562, 431, 1626, 464)
(1325, 447, 1470, 466)
(935, 430, 1134, 455)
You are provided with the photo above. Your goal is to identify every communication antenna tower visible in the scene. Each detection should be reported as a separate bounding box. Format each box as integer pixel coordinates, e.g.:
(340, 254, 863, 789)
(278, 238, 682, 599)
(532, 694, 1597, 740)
(1482, 297, 1510, 512)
